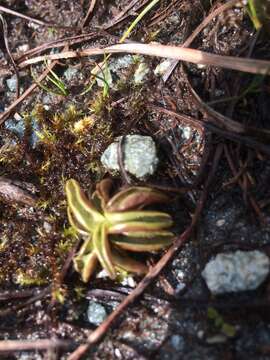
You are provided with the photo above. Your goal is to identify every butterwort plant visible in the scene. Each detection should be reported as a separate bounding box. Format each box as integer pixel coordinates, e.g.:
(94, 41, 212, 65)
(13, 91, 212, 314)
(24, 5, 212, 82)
(65, 178, 174, 282)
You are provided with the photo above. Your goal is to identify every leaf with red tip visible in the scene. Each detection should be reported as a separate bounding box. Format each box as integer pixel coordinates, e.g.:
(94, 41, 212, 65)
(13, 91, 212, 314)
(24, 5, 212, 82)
(106, 187, 170, 212)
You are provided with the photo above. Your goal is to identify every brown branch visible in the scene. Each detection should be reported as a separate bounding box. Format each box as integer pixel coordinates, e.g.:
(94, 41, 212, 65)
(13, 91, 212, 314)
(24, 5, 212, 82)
(0, 5, 78, 29)
(104, 0, 146, 30)
(0, 286, 51, 318)
(16, 32, 100, 63)
(0, 339, 72, 352)
(82, 0, 97, 28)
(0, 177, 37, 206)
(18, 42, 270, 76)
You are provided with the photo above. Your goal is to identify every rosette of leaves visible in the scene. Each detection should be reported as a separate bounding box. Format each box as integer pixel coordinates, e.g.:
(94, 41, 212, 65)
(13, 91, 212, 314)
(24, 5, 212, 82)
(65, 178, 174, 282)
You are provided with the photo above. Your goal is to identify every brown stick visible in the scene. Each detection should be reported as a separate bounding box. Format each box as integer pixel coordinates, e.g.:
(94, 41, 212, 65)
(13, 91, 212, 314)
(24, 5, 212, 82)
(81, 0, 97, 28)
(18, 42, 270, 76)
(0, 339, 71, 352)
(0, 5, 77, 29)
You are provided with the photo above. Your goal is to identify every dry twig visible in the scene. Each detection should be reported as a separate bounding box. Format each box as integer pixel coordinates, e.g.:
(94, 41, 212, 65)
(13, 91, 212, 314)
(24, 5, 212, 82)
(18, 42, 270, 76)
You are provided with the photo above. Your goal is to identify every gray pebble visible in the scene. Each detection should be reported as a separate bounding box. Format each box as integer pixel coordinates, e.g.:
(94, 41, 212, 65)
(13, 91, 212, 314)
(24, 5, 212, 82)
(87, 301, 107, 326)
(202, 250, 270, 295)
(101, 135, 159, 179)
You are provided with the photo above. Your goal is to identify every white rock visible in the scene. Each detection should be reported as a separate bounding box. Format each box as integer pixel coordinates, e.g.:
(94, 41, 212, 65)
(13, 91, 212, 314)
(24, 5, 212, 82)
(154, 59, 172, 76)
(87, 301, 107, 325)
(101, 135, 159, 179)
(133, 62, 149, 84)
(6, 75, 17, 92)
(202, 250, 270, 295)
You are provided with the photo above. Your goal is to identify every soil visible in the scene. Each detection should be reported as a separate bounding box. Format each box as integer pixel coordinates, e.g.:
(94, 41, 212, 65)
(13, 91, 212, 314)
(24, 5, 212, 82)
(0, 0, 270, 359)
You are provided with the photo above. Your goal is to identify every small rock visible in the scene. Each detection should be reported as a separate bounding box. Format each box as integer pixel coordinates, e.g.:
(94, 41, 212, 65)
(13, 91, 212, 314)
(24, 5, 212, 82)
(6, 75, 17, 92)
(133, 62, 149, 84)
(170, 334, 185, 351)
(120, 275, 136, 288)
(5, 114, 40, 148)
(216, 219, 226, 227)
(94, 65, 113, 88)
(206, 334, 228, 344)
(101, 135, 159, 179)
(5, 116, 25, 138)
(87, 301, 107, 325)
(43, 221, 52, 233)
(202, 250, 270, 295)
(17, 44, 30, 53)
(63, 67, 79, 81)
(154, 59, 172, 77)
(109, 55, 135, 74)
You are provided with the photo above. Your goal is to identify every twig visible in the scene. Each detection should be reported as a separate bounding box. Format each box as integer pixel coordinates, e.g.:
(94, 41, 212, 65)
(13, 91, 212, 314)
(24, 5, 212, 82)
(0, 5, 77, 29)
(18, 42, 270, 76)
(0, 177, 37, 206)
(82, 0, 97, 28)
(0, 14, 20, 98)
(0, 289, 38, 301)
(117, 136, 132, 185)
(0, 339, 72, 352)
(224, 144, 266, 223)
(182, 67, 270, 140)
(104, 0, 146, 30)
(0, 286, 51, 318)
(16, 32, 100, 62)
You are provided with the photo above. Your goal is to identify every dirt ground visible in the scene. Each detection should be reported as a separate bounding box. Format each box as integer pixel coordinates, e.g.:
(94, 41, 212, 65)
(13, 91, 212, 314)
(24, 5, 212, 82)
(0, 0, 270, 359)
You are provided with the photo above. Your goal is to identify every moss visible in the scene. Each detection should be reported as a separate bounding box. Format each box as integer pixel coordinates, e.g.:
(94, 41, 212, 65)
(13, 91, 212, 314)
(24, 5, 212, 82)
(14, 269, 49, 286)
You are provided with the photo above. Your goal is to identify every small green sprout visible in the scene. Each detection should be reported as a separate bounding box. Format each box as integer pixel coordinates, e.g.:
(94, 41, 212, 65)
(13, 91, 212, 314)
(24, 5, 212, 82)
(246, 0, 270, 30)
(65, 178, 174, 282)
(31, 62, 68, 96)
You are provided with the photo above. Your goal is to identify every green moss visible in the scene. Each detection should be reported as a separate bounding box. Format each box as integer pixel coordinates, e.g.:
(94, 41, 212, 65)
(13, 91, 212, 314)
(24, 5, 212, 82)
(14, 269, 49, 286)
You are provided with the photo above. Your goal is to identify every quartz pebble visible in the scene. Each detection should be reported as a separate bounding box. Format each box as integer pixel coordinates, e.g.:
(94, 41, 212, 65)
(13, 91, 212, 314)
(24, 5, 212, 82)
(101, 135, 159, 179)
(202, 250, 270, 295)
(87, 301, 107, 326)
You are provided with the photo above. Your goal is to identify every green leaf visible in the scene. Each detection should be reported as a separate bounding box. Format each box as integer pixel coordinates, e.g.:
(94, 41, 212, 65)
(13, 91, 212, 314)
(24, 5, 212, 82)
(106, 210, 173, 226)
(221, 323, 236, 338)
(66, 179, 104, 232)
(73, 251, 98, 282)
(108, 216, 173, 234)
(67, 207, 89, 236)
(92, 222, 116, 279)
(106, 186, 169, 212)
(111, 232, 173, 252)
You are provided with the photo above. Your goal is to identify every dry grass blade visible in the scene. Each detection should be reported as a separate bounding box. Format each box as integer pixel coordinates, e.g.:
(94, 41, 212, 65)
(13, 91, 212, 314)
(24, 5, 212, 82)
(18, 42, 270, 76)
(0, 339, 72, 352)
